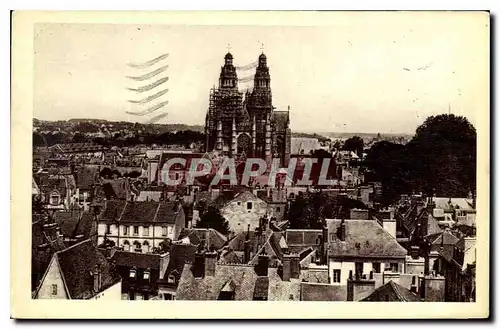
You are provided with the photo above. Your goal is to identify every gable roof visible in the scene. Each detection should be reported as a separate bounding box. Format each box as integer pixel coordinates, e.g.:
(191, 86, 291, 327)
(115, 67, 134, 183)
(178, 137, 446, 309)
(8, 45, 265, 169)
(362, 280, 421, 302)
(52, 239, 121, 299)
(178, 228, 227, 250)
(100, 200, 181, 224)
(326, 219, 407, 259)
(112, 250, 161, 270)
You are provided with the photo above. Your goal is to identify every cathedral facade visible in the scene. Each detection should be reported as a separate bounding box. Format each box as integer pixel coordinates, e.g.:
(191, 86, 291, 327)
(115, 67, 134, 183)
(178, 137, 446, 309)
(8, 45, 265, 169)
(205, 52, 291, 166)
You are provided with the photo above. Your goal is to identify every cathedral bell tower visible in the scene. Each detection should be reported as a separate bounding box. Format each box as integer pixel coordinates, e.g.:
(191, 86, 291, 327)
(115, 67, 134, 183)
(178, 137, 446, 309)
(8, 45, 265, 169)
(219, 53, 238, 89)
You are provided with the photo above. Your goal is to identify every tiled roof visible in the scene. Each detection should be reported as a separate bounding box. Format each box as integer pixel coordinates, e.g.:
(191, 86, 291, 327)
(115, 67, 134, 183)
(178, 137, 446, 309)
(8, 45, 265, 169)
(361, 280, 420, 302)
(101, 179, 130, 200)
(300, 283, 347, 301)
(326, 219, 407, 259)
(253, 276, 269, 299)
(178, 228, 227, 250)
(75, 166, 98, 190)
(163, 243, 197, 282)
(100, 200, 180, 224)
(112, 250, 161, 269)
(55, 239, 120, 299)
(176, 263, 300, 300)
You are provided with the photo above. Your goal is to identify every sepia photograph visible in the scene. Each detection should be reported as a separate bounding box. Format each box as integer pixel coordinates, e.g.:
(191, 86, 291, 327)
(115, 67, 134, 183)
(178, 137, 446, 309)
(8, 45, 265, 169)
(11, 10, 490, 319)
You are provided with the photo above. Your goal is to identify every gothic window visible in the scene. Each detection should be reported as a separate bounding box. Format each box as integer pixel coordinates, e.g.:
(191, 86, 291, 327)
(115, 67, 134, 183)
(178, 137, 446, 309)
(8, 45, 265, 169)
(123, 240, 130, 251)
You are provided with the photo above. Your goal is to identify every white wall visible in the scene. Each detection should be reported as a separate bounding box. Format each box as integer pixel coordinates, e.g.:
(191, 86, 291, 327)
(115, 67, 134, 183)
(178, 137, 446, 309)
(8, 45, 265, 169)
(91, 281, 122, 300)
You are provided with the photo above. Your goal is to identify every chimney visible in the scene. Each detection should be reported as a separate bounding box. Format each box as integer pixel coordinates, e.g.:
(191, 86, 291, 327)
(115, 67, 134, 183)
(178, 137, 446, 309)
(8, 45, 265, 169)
(382, 212, 396, 239)
(204, 251, 217, 277)
(193, 251, 205, 278)
(256, 251, 269, 277)
(426, 197, 435, 213)
(339, 219, 346, 241)
(282, 253, 300, 281)
(423, 274, 446, 302)
(158, 252, 170, 280)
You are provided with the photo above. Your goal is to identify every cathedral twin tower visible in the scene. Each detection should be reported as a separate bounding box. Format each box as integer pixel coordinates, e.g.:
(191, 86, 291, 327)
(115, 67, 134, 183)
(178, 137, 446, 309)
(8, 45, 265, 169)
(205, 52, 291, 167)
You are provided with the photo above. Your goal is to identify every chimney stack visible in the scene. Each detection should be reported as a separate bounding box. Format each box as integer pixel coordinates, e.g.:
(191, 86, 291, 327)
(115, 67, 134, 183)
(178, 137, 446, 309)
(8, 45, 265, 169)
(204, 251, 217, 277)
(339, 219, 346, 241)
(283, 253, 300, 281)
(256, 251, 269, 277)
(193, 251, 205, 278)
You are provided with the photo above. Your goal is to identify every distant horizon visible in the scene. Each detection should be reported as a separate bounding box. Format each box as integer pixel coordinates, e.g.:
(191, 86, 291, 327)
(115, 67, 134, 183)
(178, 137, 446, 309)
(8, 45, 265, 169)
(33, 117, 417, 136)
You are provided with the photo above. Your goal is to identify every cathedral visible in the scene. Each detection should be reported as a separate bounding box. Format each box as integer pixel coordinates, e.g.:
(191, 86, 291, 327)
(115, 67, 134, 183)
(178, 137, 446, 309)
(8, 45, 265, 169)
(205, 52, 291, 166)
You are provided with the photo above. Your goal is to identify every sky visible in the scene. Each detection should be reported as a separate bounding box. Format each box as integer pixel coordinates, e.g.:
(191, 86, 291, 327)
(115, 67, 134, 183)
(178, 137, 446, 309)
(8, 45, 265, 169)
(33, 12, 489, 134)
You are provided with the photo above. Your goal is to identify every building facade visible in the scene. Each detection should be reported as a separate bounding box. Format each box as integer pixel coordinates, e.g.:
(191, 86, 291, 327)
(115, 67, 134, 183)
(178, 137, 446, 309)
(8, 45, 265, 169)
(205, 52, 291, 166)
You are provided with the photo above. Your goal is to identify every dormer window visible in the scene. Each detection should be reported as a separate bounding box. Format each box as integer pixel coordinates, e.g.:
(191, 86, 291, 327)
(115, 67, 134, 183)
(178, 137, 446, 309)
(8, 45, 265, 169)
(50, 193, 60, 205)
(144, 270, 150, 280)
(167, 274, 176, 284)
(129, 269, 136, 278)
(247, 202, 252, 210)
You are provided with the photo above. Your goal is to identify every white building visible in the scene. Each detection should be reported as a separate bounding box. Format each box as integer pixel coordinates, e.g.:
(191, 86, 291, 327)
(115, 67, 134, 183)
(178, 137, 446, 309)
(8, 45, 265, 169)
(97, 200, 186, 252)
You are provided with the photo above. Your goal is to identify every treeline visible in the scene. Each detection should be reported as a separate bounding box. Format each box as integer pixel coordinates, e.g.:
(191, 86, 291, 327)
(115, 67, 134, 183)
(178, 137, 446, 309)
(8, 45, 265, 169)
(364, 114, 476, 205)
(33, 130, 206, 148)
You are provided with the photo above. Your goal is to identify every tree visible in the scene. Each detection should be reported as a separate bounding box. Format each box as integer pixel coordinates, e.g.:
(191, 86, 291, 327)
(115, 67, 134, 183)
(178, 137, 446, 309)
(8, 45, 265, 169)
(364, 114, 477, 203)
(343, 136, 364, 156)
(195, 206, 230, 235)
(408, 114, 476, 197)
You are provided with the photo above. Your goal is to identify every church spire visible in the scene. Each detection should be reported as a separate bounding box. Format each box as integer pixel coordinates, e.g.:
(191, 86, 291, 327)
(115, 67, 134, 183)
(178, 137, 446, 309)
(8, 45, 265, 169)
(219, 52, 238, 89)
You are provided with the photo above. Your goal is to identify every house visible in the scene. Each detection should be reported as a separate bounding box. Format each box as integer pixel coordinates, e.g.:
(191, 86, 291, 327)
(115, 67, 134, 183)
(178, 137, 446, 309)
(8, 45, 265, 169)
(74, 166, 99, 211)
(176, 251, 301, 301)
(97, 200, 186, 252)
(38, 174, 77, 210)
(220, 190, 269, 233)
(33, 239, 121, 300)
(157, 243, 198, 300)
(326, 219, 408, 285)
(106, 249, 170, 300)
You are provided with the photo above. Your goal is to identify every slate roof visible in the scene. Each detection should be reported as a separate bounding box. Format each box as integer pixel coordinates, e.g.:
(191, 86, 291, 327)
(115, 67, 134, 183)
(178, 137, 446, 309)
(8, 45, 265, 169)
(162, 243, 197, 283)
(326, 219, 407, 259)
(178, 228, 227, 250)
(100, 179, 130, 200)
(100, 200, 181, 224)
(112, 250, 161, 270)
(53, 239, 120, 299)
(361, 280, 421, 302)
(75, 166, 98, 190)
(54, 210, 94, 240)
(300, 283, 347, 301)
(176, 263, 300, 300)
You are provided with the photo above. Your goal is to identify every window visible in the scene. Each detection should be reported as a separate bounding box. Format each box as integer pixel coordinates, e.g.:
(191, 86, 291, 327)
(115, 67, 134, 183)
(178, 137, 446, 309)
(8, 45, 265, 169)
(134, 241, 141, 252)
(333, 269, 341, 283)
(373, 262, 381, 273)
(144, 226, 149, 236)
(175, 172, 180, 180)
(167, 274, 176, 284)
(133, 226, 139, 236)
(51, 284, 58, 295)
(129, 269, 136, 278)
(144, 271, 150, 280)
(106, 224, 111, 234)
(276, 207, 281, 213)
(162, 227, 167, 237)
(247, 202, 252, 210)
(355, 262, 363, 279)
(123, 226, 128, 235)
(237, 202, 241, 206)
(143, 241, 150, 252)
(50, 194, 60, 205)
(389, 263, 399, 273)
(123, 241, 130, 251)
